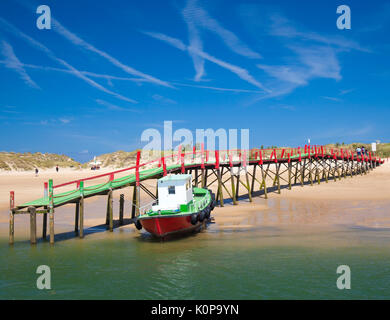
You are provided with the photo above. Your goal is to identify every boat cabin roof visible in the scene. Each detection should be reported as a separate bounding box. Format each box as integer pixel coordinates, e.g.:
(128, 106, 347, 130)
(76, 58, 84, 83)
(158, 174, 192, 183)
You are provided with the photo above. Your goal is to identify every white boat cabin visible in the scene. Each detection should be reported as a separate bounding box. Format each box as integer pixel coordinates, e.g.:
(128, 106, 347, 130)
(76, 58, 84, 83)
(152, 174, 193, 211)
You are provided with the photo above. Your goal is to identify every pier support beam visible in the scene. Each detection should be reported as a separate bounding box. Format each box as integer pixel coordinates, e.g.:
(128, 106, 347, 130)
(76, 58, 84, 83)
(216, 169, 224, 207)
(48, 179, 54, 245)
(131, 185, 136, 219)
(9, 212, 14, 245)
(79, 197, 84, 238)
(260, 165, 268, 199)
(251, 165, 257, 196)
(245, 169, 253, 201)
(9, 191, 15, 245)
(135, 184, 141, 217)
(107, 189, 113, 231)
(29, 206, 37, 245)
(42, 208, 47, 240)
(74, 202, 79, 235)
(119, 194, 124, 225)
(49, 211, 54, 244)
(230, 169, 237, 205)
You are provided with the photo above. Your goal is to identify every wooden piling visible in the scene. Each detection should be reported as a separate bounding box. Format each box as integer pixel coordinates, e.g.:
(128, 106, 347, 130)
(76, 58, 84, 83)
(74, 201, 79, 234)
(245, 169, 253, 201)
(309, 159, 313, 186)
(119, 194, 124, 225)
(136, 185, 140, 217)
(43, 183, 48, 240)
(48, 179, 54, 245)
(251, 164, 257, 196)
(230, 169, 237, 205)
(260, 165, 268, 199)
(107, 189, 113, 231)
(9, 191, 15, 245)
(29, 206, 37, 245)
(216, 169, 224, 207)
(131, 185, 137, 219)
(79, 197, 84, 238)
(79, 181, 84, 238)
(42, 207, 47, 239)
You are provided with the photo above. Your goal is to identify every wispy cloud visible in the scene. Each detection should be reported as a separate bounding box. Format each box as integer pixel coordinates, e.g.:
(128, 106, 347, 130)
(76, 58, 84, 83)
(321, 96, 342, 102)
(1, 40, 39, 89)
(95, 99, 140, 112)
(181, 0, 261, 81)
(0, 60, 147, 83)
(269, 14, 370, 53)
(59, 118, 72, 124)
(269, 104, 296, 111)
(183, 0, 261, 59)
(339, 88, 354, 96)
(152, 94, 177, 105)
(0, 17, 137, 103)
(51, 18, 172, 88)
(258, 45, 341, 84)
(23, 118, 72, 126)
(182, 0, 205, 81)
(172, 82, 262, 93)
(143, 31, 269, 92)
(255, 45, 341, 101)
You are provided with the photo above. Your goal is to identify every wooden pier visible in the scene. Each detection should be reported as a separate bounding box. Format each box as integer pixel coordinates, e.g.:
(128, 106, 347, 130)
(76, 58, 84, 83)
(8, 145, 384, 245)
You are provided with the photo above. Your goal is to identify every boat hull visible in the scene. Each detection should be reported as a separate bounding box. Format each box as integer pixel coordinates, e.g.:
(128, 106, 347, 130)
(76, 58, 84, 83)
(140, 214, 201, 237)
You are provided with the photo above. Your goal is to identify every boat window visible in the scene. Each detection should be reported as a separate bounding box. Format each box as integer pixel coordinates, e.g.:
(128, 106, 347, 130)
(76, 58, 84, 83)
(168, 186, 175, 194)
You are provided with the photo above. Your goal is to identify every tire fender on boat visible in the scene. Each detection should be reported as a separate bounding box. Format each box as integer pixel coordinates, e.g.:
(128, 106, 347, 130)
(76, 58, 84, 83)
(205, 207, 211, 219)
(199, 210, 206, 222)
(190, 213, 198, 225)
(135, 219, 142, 230)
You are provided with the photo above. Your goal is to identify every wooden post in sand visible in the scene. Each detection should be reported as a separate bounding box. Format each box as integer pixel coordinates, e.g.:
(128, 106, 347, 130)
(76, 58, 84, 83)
(288, 154, 292, 190)
(119, 194, 124, 225)
(48, 179, 55, 245)
(106, 189, 113, 231)
(215, 151, 224, 207)
(251, 164, 257, 196)
(230, 172, 237, 205)
(79, 181, 84, 238)
(42, 206, 48, 240)
(135, 151, 141, 218)
(201, 144, 206, 188)
(74, 201, 79, 234)
(9, 191, 15, 245)
(131, 185, 136, 219)
(29, 206, 37, 245)
(42, 182, 48, 240)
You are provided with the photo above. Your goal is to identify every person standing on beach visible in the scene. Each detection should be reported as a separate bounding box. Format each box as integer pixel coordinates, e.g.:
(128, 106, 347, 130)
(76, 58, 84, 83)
(35, 168, 39, 177)
(361, 146, 366, 156)
(56, 165, 59, 173)
(356, 147, 361, 156)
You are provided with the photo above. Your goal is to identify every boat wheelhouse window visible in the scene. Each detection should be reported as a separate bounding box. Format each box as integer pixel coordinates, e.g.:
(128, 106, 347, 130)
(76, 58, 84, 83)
(186, 181, 190, 190)
(168, 186, 175, 194)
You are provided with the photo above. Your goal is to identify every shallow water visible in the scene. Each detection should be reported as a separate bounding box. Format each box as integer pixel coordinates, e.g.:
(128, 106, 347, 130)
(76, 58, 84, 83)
(1, 197, 390, 299)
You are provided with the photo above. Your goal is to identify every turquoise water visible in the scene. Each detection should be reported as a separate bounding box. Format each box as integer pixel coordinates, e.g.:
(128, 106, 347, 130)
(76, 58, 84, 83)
(2, 199, 390, 299)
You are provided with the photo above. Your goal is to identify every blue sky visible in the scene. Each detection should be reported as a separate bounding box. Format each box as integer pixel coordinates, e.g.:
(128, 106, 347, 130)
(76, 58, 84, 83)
(0, 0, 389, 162)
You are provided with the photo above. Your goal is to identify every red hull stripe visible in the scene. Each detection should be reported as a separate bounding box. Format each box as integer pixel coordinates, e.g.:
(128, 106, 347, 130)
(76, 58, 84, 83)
(140, 215, 200, 237)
